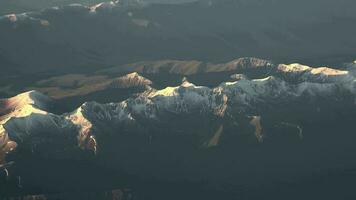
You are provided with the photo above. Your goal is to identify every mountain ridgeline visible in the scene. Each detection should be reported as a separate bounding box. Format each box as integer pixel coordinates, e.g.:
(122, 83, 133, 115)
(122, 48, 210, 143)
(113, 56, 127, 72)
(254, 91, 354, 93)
(1, 60, 356, 199)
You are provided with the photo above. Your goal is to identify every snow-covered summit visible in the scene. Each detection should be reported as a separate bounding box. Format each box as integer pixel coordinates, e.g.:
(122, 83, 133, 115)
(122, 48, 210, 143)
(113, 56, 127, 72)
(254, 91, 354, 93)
(277, 63, 351, 82)
(0, 91, 52, 123)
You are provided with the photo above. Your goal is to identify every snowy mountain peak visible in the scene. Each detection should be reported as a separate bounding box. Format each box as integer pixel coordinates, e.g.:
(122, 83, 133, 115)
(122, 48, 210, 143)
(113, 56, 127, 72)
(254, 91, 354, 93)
(277, 63, 348, 76)
(277, 64, 351, 82)
(0, 90, 52, 115)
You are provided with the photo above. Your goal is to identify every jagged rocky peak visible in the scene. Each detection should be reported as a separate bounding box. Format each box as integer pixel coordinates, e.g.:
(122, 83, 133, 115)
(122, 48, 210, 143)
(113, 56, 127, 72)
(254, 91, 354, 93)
(217, 76, 287, 102)
(216, 74, 351, 109)
(109, 72, 153, 89)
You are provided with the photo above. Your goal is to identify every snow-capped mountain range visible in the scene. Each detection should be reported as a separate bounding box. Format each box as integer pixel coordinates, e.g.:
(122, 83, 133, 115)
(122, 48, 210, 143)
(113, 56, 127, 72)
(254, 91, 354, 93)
(1, 61, 355, 165)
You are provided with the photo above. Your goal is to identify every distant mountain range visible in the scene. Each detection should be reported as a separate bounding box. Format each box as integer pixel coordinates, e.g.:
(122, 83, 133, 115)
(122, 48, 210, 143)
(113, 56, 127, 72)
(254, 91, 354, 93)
(0, 0, 355, 78)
